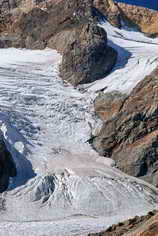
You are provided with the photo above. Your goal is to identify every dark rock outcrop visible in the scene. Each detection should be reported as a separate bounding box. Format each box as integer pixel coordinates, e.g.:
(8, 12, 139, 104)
(92, 68, 158, 186)
(60, 23, 117, 85)
(0, 139, 17, 192)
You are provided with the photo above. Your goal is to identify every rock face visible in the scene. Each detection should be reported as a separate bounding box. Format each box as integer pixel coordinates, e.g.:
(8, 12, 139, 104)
(1, 0, 158, 49)
(93, 0, 122, 28)
(94, 0, 158, 36)
(0, 0, 95, 50)
(0, 139, 17, 192)
(93, 68, 158, 186)
(126, 213, 158, 236)
(118, 3, 158, 36)
(60, 23, 117, 85)
(88, 210, 158, 236)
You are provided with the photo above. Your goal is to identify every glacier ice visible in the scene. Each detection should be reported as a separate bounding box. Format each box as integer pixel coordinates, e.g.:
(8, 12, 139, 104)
(0, 20, 158, 235)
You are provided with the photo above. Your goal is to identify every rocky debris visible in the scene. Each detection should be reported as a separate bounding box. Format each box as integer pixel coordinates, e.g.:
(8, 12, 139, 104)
(0, 138, 17, 192)
(88, 210, 158, 236)
(60, 22, 117, 85)
(94, 0, 158, 36)
(92, 67, 158, 186)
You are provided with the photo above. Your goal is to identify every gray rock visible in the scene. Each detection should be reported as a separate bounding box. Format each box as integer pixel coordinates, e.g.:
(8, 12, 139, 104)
(60, 23, 117, 85)
(0, 139, 17, 192)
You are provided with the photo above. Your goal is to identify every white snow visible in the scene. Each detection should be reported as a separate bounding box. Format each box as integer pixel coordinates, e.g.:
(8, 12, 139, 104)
(0, 20, 158, 235)
(84, 21, 158, 94)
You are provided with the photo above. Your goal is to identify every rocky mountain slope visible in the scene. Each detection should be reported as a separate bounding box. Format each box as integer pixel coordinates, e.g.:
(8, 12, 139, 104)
(1, 0, 158, 48)
(93, 67, 158, 186)
(0, 0, 118, 84)
(1, 0, 158, 235)
(94, 0, 158, 36)
(88, 210, 158, 236)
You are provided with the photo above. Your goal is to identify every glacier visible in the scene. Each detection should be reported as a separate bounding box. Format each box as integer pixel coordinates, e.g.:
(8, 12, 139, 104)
(0, 21, 158, 235)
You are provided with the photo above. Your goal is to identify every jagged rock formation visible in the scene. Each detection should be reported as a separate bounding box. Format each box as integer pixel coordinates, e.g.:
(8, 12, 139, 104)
(0, 139, 17, 192)
(92, 67, 158, 186)
(16, 0, 94, 49)
(94, 0, 158, 36)
(0, 0, 94, 49)
(93, 0, 122, 28)
(1, 0, 158, 47)
(60, 23, 117, 85)
(118, 3, 158, 36)
(126, 213, 158, 236)
(88, 210, 158, 236)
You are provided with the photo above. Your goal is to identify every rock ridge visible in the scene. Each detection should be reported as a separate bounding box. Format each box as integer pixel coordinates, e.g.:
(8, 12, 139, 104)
(92, 67, 158, 186)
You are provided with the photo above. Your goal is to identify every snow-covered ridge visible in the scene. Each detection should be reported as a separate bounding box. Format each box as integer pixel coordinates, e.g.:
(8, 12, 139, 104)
(0, 20, 158, 235)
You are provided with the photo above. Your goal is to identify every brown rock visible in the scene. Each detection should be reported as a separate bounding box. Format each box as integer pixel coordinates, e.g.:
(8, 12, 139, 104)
(0, 0, 95, 49)
(93, 67, 158, 186)
(125, 214, 158, 236)
(88, 211, 158, 236)
(93, 0, 122, 28)
(94, 0, 158, 36)
(1, 0, 158, 50)
(118, 3, 158, 36)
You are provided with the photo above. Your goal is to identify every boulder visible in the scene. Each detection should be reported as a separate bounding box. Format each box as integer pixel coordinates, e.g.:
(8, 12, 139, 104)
(60, 23, 117, 85)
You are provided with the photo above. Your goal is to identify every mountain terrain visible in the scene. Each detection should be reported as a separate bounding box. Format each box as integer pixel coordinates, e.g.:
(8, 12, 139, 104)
(0, 0, 158, 235)
(89, 210, 158, 236)
(94, 0, 158, 36)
